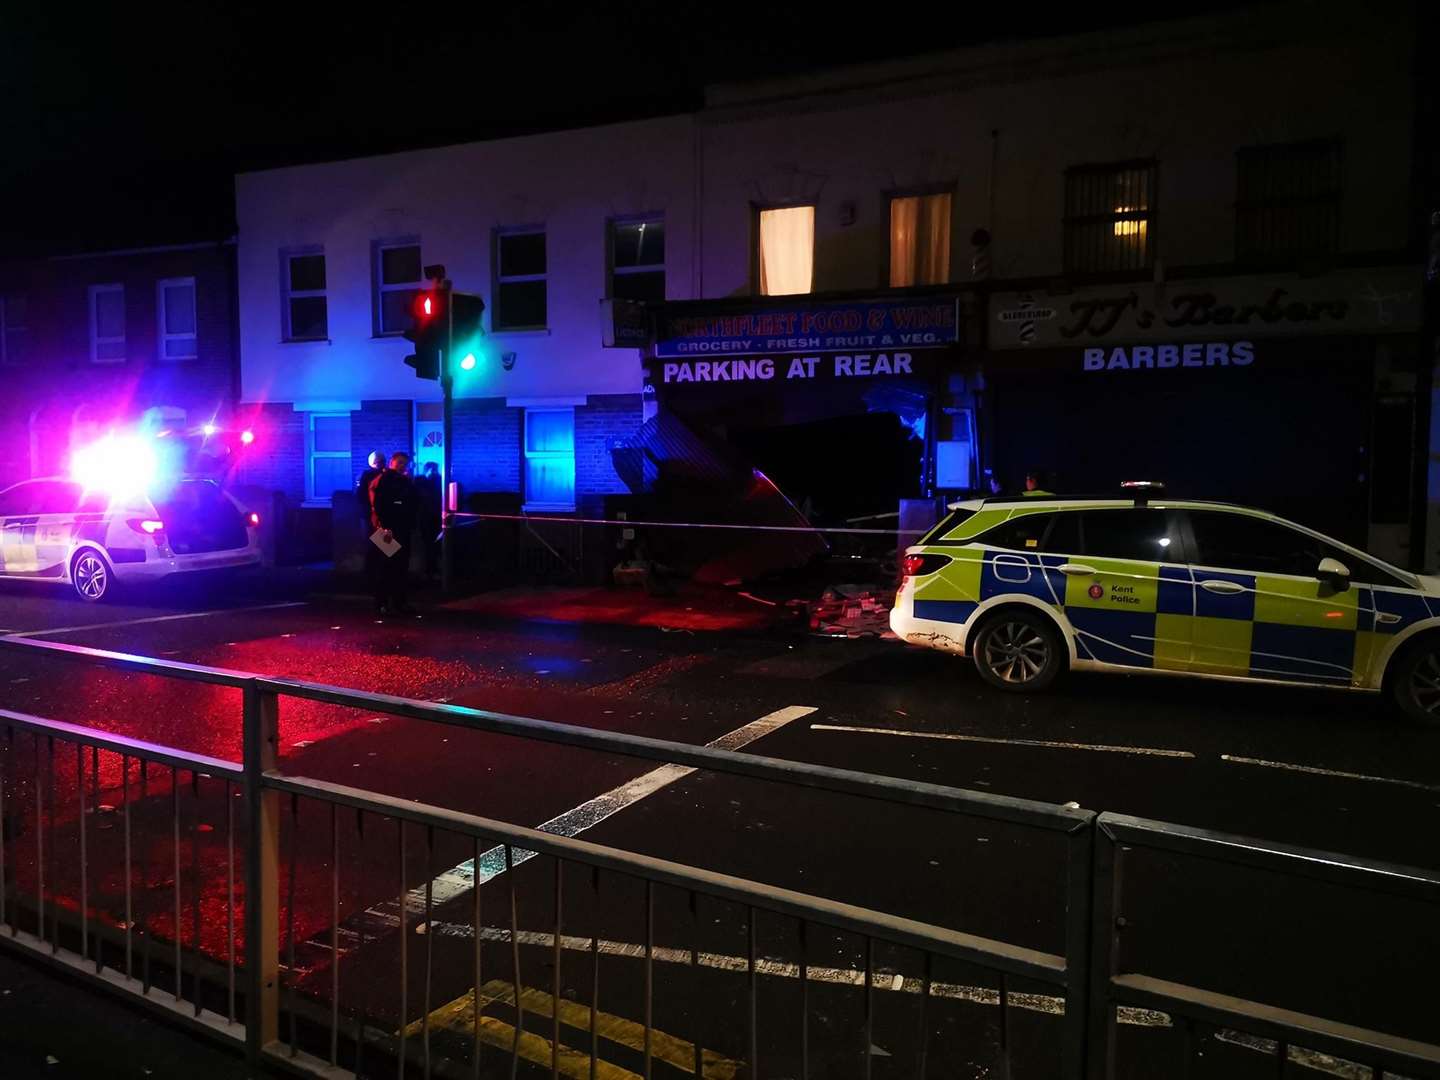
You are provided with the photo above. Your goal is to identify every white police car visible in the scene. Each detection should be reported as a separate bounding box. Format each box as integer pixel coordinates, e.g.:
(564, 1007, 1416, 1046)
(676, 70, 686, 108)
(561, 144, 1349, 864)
(0, 476, 261, 602)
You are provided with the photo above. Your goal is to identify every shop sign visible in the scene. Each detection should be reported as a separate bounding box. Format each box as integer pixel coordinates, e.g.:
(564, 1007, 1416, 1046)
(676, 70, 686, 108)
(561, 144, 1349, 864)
(990, 268, 1419, 349)
(1083, 341, 1254, 371)
(658, 351, 923, 384)
(600, 298, 650, 348)
(655, 297, 959, 358)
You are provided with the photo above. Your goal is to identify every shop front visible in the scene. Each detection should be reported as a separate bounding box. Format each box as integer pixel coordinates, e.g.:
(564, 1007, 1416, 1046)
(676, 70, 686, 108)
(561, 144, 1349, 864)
(987, 268, 1423, 559)
(643, 291, 977, 526)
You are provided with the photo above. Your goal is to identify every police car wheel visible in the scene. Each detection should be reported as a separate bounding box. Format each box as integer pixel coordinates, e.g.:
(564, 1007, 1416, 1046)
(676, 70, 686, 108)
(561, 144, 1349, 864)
(1390, 638, 1440, 725)
(71, 551, 111, 603)
(973, 611, 1064, 692)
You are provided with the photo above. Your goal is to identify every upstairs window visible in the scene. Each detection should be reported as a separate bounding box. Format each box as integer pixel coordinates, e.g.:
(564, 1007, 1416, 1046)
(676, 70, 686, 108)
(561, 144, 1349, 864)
(0, 295, 26, 366)
(376, 242, 423, 335)
(889, 192, 952, 287)
(158, 277, 197, 359)
(1236, 140, 1341, 264)
(90, 284, 126, 363)
(284, 251, 328, 341)
(609, 218, 665, 302)
(495, 229, 547, 330)
(1064, 162, 1155, 274)
(757, 206, 814, 296)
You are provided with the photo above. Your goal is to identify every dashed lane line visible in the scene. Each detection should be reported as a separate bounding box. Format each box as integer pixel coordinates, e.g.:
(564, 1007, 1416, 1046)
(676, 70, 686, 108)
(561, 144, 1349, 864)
(1220, 754, 1440, 793)
(2, 600, 308, 639)
(811, 722, 1196, 758)
(287, 705, 817, 974)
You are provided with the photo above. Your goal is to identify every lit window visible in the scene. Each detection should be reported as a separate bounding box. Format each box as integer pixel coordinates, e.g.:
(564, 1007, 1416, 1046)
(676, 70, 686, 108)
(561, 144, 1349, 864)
(306, 412, 351, 504)
(1063, 162, 1155, 274)
(1236, 141, 1341, 264)
(283, 251, 328, 341)
(89, 284, 126, 363)
(523, 408, 575, 511)
(610, 218, 665, 302)
(0, 295, 26, 366)
(157, 277, 197, 359)
(757, 206, 814, 296)
(376, 242, 422, 335)
(890, 192, 952, 287)
(495, 229, 547, 330)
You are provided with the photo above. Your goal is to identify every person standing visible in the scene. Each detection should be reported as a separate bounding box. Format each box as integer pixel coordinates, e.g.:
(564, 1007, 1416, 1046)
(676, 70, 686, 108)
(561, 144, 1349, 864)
(357, 451, 385, 524)
(368, 452, 418, 615)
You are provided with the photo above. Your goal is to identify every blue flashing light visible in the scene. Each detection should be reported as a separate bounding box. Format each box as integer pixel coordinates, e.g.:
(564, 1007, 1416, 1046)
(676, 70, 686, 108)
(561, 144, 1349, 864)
(202, 422, 218, 436)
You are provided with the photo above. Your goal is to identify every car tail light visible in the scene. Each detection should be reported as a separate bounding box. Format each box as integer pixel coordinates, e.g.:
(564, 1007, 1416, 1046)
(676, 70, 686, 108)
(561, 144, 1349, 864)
(902, 552, 952, 578)
(127, 518, 165, 535)
(247, 512, 260, 527)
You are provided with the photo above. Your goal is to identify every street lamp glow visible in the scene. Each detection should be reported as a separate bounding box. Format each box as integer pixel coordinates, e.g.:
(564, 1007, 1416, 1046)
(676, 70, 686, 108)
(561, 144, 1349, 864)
(459, 353, 477, 371)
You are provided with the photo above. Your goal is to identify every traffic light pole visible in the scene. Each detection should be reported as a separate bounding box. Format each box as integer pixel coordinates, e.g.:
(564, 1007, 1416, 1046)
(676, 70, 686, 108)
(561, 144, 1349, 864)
(439, 279, 456, 594)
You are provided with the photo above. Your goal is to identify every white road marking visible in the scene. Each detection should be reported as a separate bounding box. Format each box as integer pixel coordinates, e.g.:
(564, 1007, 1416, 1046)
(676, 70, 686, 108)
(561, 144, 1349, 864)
(1220, 754, 1440, 793)
(294, 706, 817, 968)
(812, 723, 1195, 759)
(3, 601, 308, 639)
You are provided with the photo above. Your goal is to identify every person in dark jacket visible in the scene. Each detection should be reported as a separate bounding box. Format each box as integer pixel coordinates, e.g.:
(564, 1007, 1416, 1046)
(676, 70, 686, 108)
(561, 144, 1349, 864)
(357, 451, 385, 524)
(368, 452, 418, 615)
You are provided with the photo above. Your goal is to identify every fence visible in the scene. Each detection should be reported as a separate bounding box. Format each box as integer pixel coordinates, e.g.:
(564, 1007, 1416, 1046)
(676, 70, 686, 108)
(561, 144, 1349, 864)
(0, 635, 1437, 1080)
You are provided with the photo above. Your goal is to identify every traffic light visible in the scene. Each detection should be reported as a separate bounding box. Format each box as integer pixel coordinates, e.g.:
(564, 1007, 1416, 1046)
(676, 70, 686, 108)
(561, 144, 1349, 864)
(403, 290, 443, 379)
(450, 292, 486, 375)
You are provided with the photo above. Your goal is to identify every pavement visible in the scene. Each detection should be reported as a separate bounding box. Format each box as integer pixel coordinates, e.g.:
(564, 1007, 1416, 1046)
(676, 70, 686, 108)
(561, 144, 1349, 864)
(0, 566, 1436, 1078)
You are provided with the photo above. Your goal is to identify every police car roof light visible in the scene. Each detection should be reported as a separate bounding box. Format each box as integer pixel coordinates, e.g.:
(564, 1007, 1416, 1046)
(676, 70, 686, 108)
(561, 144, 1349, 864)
(1120, 479, 1165, 506)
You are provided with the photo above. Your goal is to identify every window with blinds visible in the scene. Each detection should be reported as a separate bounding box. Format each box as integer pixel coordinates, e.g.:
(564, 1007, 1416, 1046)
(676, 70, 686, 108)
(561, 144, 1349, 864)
(1063, 161, 1155, 274)
(1235, 140, 1341, 264)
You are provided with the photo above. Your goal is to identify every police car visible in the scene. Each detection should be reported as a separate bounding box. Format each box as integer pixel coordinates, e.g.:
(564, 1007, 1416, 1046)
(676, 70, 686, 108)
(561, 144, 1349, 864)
(0, 476, 261, 602)
(890, 483, 1440, 722)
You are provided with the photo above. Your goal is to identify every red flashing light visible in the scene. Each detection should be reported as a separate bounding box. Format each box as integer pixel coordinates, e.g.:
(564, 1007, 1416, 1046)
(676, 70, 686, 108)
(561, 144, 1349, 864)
(240, 430, 255, 445)
(248, 512, 261, 527)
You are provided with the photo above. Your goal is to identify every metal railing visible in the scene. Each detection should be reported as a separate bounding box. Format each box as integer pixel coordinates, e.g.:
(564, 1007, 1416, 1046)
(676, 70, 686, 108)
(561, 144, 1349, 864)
(1, 635, 1438, 1078)
(0, 635, 1094, 1080)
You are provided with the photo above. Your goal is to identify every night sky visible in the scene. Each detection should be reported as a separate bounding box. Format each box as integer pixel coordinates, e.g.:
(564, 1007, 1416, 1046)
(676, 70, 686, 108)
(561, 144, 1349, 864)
(2, 2, 1266, 257)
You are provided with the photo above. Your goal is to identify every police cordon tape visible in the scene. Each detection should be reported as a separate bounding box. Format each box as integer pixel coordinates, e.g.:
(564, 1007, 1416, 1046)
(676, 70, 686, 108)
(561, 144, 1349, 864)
(443, 510, 926, 537)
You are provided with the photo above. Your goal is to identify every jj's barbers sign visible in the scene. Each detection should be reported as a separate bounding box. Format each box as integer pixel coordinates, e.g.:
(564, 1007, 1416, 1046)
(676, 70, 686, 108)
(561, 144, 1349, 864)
(991, 269, 1418, 349)
(1083, 341, 1253, 370)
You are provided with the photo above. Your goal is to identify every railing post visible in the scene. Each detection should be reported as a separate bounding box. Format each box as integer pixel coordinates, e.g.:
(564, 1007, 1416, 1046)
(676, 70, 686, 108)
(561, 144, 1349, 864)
(1087, 814, 1123, 1080)
(243, 682, 281, 1067)
(1062, 817, 1095, 1080)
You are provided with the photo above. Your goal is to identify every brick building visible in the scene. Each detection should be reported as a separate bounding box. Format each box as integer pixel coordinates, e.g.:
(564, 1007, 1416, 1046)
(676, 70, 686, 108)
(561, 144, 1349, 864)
(0, 241, 240, 482)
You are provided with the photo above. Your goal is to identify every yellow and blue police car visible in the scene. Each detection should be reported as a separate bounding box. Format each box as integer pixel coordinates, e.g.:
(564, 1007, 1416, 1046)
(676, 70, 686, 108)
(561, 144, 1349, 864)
(0, 476, 261, 602)
(890, 483, 1440, 722)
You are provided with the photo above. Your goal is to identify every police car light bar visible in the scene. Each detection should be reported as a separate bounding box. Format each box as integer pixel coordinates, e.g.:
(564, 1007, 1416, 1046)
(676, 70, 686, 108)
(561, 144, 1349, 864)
(1121, 480, 1166, 506)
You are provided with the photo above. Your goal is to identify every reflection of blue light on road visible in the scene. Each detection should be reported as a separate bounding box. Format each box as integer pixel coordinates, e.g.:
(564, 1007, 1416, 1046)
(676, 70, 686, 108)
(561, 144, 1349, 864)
(523, 655, 582, 677)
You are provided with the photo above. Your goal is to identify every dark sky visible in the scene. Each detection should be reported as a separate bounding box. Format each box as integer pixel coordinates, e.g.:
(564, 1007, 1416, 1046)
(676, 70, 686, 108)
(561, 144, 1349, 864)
(1, 2, 1265, 256)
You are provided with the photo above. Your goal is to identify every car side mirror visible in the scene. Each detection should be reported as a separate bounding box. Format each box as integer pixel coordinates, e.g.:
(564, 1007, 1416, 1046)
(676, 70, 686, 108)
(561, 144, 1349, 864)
(1317, 556, 1351, 590)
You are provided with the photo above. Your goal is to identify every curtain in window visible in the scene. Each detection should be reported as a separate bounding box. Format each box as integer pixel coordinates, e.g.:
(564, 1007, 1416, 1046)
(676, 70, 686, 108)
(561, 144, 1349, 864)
(758, 206, 815, 296)
(890, 193, 951, 287)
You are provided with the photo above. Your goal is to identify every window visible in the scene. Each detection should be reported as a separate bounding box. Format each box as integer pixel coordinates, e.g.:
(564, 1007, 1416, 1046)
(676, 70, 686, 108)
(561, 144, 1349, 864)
(88, 284, 126, 363)
(376, 242, 422, 335)
(609, 218, 665, 302)
(0, 481, 39, 516)
(284, 251, 328, 341)
(157, 277, 197, 359)
(980, 513, 1056, 552)
(1063, 162, 1155, 274)
(306, 413, 351, 504)
(0, 295, 26, 366)
(1235, 140, 1341, 264)
(495, 229, 547, 330)
(523, 408, 575, 511)
(889, 192, 951, 287)
(1188, 511, 1319, 576)
(1079, 509, 1176, 562)
(757, 206, 814, 296)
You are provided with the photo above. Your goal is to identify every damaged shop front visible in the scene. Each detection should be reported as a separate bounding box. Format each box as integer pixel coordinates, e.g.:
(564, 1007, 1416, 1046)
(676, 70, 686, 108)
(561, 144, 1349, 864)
(619, 291, 977, 587)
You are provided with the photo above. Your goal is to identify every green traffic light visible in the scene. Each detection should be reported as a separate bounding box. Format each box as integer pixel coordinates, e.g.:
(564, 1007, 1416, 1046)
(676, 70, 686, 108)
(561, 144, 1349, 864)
(459, 353, 477, 371)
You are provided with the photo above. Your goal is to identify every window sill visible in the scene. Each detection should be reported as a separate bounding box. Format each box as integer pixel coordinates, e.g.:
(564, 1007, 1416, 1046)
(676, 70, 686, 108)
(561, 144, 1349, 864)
(522, 503, 575, 514)
(491, 327, 551, 337)
(281, 338, 332, 346)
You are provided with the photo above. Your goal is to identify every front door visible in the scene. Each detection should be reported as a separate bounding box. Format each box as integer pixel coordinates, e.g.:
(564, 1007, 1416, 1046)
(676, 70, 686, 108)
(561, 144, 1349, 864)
(1184, 509, 1362, 685)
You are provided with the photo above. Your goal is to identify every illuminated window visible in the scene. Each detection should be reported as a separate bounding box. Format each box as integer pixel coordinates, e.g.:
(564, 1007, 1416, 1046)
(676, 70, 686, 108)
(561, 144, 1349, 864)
(1063, 162, 1155, 274)
(375, 241, 422, 335)
(283, 251, 328, 341)
(306, 412, 351, 505)
(495, 229, 546, 330)
(0, 295, 26, 366)
(89, 284, 126, 363)
(757, 206, 814, 295)
(609, 218, 665, 302)
(1236, 140, 1341, 264)
(889, 192, 952, 287)
(523, 408, 575, 511)
(157, 277, 197, 359)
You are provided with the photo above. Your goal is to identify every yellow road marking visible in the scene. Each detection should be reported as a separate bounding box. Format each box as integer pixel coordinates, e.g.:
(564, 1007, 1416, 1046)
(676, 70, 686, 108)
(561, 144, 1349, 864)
(407, 979, 741, 1079)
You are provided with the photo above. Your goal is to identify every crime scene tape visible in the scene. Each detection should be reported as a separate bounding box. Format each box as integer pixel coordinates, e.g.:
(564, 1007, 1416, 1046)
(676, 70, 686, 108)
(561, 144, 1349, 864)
(445, 511, 926, 537)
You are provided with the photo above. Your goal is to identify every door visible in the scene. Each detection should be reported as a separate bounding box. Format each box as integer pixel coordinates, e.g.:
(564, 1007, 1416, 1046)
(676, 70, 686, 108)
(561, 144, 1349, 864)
(414, 401, 444, 490)
(0, 481, 40, 575)
(1058, 508, 1193, 670)
(1183, 509, 1363, 684)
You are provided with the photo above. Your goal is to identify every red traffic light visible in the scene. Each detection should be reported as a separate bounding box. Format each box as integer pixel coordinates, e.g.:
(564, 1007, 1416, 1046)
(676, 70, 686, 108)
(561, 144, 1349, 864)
(414, 292, 436, 320)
